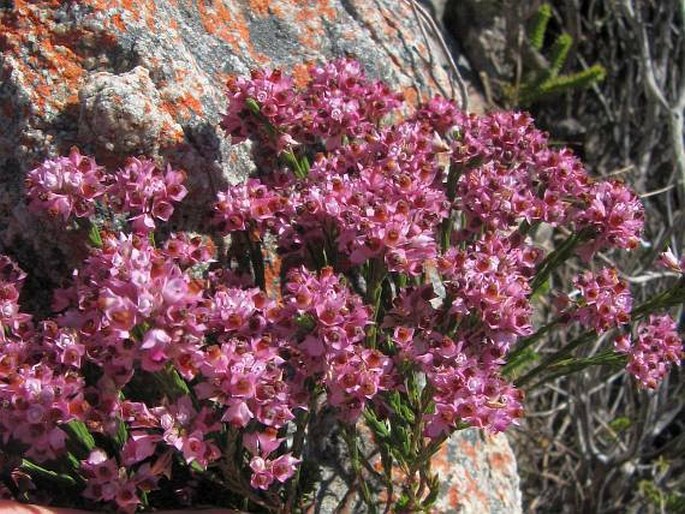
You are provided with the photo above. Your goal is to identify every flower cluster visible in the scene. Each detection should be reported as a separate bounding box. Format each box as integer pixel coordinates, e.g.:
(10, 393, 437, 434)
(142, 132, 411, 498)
(438, 234, 540, 348)
(281, 266, 392, 421)
(4, 58, 682, 513)
(569, 267, 632, 333)
(300, 58, 403, 148)
(221, 68, 300, 154)
(442, 111, 594, 233)
(54, 232, 207, 381)
(386, 304, 524, 437)
(25, 147, 106, 220)
(0, 255, 31, 343)
(214, 178, 291, 236)
(81, 449, 147, 513)
(153, 397, 221, 467)
(26, 152, 187, 234)
(108, 157, 188, 233)
(221, 58, 403, 170)
(0, 358, 84, 463)
(574, 180, 644, 259)
(615, 314, 683, 389)
(658, 248, 685, 274)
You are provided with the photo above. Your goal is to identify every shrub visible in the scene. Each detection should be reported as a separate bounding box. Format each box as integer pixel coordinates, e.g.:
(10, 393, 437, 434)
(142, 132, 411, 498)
(1, 58, 681, 513)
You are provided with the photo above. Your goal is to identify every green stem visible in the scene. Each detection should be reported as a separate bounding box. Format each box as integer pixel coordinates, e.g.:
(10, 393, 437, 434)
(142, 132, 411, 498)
(528, 350, 625, 390)
(530, 231, 584, 293)
(343, 426, 378, 514)
(630, 279, 685, 319)
(515, 279, 685, 388)
(366, 259, 387, 349)
(281, 149, 306, 179)
(21, 459, 78, 487)
(514, 330, 595, 388)
(285, 393, 316, 512)
(504, 317, 564, 373)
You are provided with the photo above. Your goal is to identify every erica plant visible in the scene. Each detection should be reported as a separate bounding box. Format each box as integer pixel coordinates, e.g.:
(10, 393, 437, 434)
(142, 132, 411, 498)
(1, 58, 682, 513)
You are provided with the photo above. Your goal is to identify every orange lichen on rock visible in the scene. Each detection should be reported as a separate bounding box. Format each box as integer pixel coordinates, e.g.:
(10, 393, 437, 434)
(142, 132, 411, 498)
(109, 13, 127, 31)
(247, 0, 283, 17)
(160, 120, 185, 145)
(487, 448, 512, 470)
(448, 483, 462, 508)
(291, 63, 312, 89)
(402, 86, 420, 108)
(91, 0, 157, 31)
(293, 0, 336, 22)
(292, 1, 338, 50)
(174, 90, 205, 119)
(195, 1, 267, 64)
(1, 2, 87, 113)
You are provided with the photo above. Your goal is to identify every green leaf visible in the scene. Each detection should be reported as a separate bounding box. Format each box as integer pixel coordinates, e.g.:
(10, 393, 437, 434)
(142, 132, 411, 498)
(294, 313, 316, 333)
(550, 350, 624, 372)
(153, 365, 192, 399)
(113, 419, 129, 449)
(21, 459, 77, 486)
(62, 420, 96, 457)
(608, 416, 632, 433)
(190, 460, 206, 473)
(281, 149, 306, 179)
(528, 4, 552, 51)
(364, 409, 390, 439)
(423, 473, 441, 507)
(88, 224, 103, 248)
(301, 155, 311, 174)
(536, 64, 607, 99)
(66, 452, 81, 470)
(131, 321, 151, 342)
(502, 347, 540, 378)
(245, 97, 261, 115)
(530, 276, 551, 302)
(395, 492, 410, 510)
(139, 490, 149, 508)
(549, 33, 573, 77)
(399, 404, 415, 424)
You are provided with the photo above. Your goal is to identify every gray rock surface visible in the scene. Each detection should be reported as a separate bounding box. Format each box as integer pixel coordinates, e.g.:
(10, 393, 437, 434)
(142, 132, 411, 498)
(443, 0, 516, 81)
(0, 2, 520, 512)
(307, 424, 522, 513)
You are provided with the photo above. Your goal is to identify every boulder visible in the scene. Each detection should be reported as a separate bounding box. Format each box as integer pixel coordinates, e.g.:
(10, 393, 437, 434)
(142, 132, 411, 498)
(0, 2, 520, 512)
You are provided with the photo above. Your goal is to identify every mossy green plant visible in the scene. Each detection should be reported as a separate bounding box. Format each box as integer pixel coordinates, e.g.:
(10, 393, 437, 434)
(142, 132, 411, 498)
(528, 3, 552, 51)
(506, 3, 606, 107)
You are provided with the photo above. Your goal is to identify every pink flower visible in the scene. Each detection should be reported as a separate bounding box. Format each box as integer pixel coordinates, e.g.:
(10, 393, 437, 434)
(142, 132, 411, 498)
(570, 267, 632, 333)
(140, 328, 172, 370)
(574, 180, 644, 259)
(221, 400, 254, 427)
(249, 456, 275, 490)
(107, 158, 187, 233)
(658, 248, 685, 274)
(25, 147, 106, 221)
(243, 427, 284, 457)
(618, 314, 683, 389)
(180, 432, 208, 466)
(271, 453, 300, 483)
(121, 432, 161, 466)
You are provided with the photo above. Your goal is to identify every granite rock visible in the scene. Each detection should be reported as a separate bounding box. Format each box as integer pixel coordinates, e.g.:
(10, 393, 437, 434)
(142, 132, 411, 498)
(306, 424, 522, 513)
(443, 0, 515, 82)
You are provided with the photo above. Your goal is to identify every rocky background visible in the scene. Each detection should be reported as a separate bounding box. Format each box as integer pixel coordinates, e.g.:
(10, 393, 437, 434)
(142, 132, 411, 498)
(0, 1, 521, 512)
